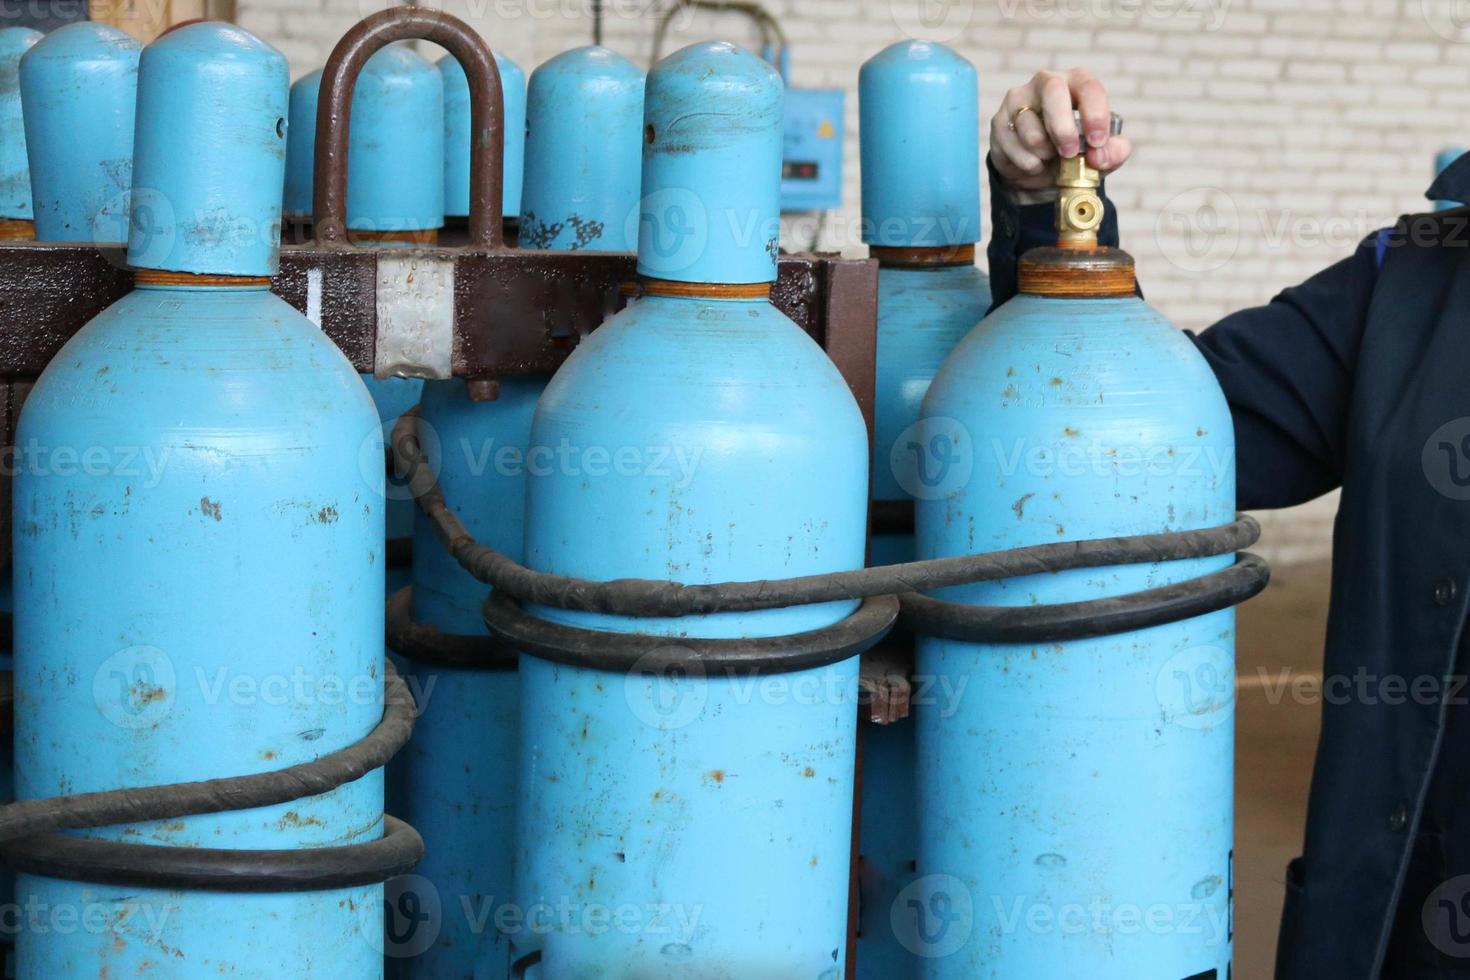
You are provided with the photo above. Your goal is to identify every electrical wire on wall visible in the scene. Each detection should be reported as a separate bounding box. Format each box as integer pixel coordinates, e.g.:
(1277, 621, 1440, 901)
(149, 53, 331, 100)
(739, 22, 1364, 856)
(651, 0, 840, 254)
(651, 0, 786, 64)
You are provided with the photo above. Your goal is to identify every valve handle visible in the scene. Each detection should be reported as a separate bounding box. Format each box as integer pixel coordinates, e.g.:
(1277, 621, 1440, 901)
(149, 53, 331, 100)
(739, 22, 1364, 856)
(312, 6, 505, 249)
(1074, 110, 1124, 137)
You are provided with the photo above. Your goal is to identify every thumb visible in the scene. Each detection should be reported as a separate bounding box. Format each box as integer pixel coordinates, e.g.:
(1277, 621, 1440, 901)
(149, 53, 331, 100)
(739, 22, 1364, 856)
(1086, 135, 1132, 177)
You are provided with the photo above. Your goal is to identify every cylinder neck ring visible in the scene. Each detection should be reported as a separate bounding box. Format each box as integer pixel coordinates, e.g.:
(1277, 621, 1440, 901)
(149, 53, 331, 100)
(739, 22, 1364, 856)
(637, 278, 772, 300)
(134, 269, 273, 288)
(1018, 246, 1136, 298)
(348, 228, 440, 246)
(0, 219, 35, 241)
(870, 243, 975, 269)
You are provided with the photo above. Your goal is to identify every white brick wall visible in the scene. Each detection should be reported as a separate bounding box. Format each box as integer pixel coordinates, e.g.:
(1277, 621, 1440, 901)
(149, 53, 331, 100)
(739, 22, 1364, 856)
(243, 0, 1465, 564)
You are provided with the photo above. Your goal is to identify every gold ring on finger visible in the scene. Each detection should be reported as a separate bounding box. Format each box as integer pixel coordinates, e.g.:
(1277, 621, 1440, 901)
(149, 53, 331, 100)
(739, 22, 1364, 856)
(1009, 105, 1040, 131)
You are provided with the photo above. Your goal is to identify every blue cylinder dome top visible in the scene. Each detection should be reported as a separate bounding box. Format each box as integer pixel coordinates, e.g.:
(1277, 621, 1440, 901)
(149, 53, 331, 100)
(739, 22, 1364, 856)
(441, 50, 523, 218)
(1436, 146, 1466, 210)
(282, 68, 320, 219)
(20, 22, 141, 243)
(0, 28, 43, 222)
(284, 46, 445, 232)
(859, 39, 981, 247)
(126, 22, 287, 276)
(348, 45, 443, 232)
(520, 44, 643, 251)
(637, 40, 783, 284)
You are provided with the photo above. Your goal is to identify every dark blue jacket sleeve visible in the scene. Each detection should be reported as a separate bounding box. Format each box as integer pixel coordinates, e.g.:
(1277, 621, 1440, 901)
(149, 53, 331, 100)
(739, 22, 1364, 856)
(985, 155, 1378, 511)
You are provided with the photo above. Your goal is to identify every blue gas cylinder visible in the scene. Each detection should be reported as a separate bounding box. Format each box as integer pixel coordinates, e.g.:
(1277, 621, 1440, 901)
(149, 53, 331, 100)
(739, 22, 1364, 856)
(283, 44, 443, 581)
(442, 51, 524, 219)
(282, 67, 319, 221)
(392, 378, 539, 978)
(1436, 146, 1466, 210)
(508, 40, 868, 975)
(394, 42, 645, 979)
(0, 28, 42, 236)
(12, 23, 387, 977)
(19, 22, 140, 243)
(912, 160, 1236, 977)
(855, 39, 990, 980)
(286, 44, 445, 233)
(519, 45, 642, 250)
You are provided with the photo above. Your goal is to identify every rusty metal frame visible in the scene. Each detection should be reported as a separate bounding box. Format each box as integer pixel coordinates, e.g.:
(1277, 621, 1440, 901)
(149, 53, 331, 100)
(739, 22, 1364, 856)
(0, 241, 878, 554)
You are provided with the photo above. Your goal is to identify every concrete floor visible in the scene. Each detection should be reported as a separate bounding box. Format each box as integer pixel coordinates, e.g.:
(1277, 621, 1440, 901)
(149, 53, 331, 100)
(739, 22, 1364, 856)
(1235, 559, 1332, 978)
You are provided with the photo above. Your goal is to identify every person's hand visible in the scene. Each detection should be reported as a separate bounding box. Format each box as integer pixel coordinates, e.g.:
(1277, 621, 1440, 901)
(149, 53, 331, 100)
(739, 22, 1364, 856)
(990, 69, 1133, 205)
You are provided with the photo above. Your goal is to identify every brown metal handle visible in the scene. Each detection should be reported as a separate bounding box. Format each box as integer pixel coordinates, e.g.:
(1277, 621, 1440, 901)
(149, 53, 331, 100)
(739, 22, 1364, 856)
(312, 6, 504, 249)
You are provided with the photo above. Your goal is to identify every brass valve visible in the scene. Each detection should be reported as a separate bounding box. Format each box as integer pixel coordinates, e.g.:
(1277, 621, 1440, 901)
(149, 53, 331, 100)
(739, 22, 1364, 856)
(1056, 155, 1103, 247)
(1017, 112, 1133, 298)
(1054, 110, 1121, 248)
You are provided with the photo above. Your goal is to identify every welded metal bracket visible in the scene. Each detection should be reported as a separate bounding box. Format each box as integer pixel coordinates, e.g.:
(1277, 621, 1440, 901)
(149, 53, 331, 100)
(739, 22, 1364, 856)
(373, 251, 456, 380)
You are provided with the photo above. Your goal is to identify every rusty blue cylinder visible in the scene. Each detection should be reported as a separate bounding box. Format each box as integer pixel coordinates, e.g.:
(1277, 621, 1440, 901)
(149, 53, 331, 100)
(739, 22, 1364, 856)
(19, 22, 140, 243)
(857, 720, 919, 976)
(282, 67, 320, 221)
(392, 378, 540, 978)
(635, 42, 781, 285)
(856, 40, 990, 979)
(13, 22, 386, 977)
(913, 268, 1236, 976)
(0, 32, 44, 948)
(859, 41, 980, 249)
(441, 51, 523, 219)
(285, 46, 444, 235)
(1436, 147, 1465, 210)
(0, 28, 42, 226)
(125, 26, 288, 277)
(510, 41, 868, 975)
(519, 45, 643, 251)
(283, 44, 442, 568)
(869, 266, 990, 568)
(394, 44, 643, 977)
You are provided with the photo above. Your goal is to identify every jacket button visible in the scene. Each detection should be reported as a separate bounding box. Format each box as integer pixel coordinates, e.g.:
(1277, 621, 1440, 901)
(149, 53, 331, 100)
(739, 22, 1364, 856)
(1389, 804, 1409, 832)
(1435, 578, 1458, 606)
